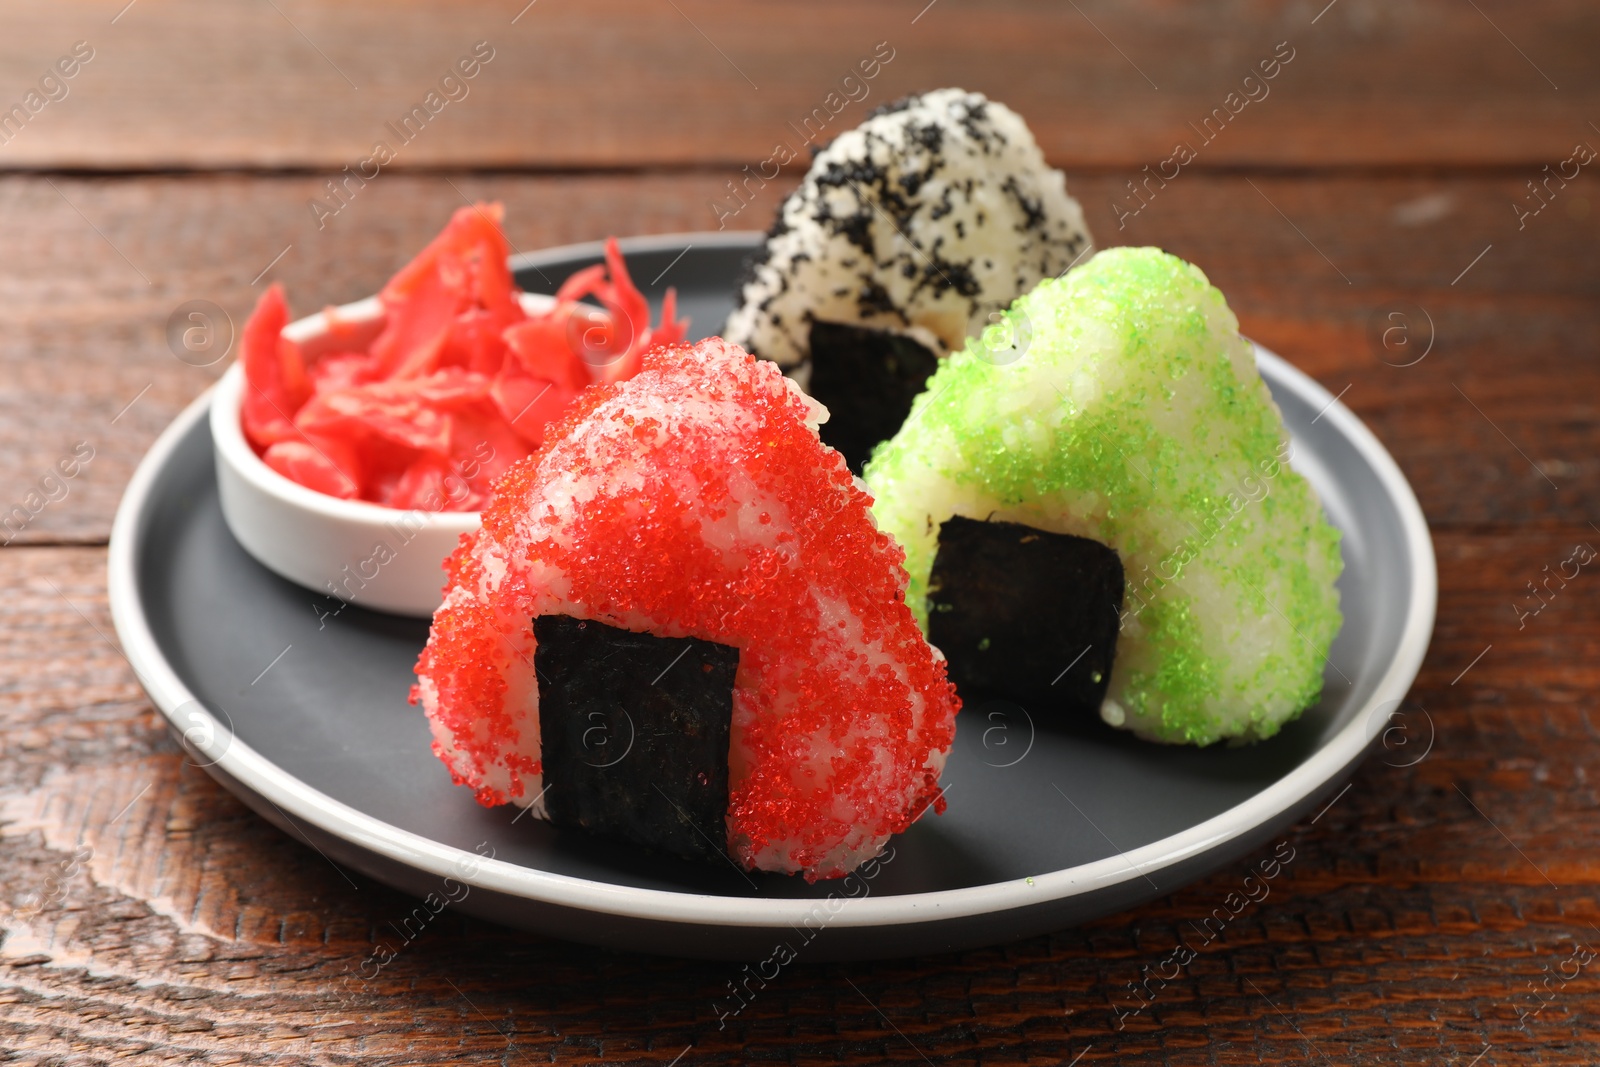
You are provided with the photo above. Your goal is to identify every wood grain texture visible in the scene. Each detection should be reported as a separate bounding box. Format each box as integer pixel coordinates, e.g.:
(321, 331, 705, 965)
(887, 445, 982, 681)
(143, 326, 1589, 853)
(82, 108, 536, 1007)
(0, 0, 1596, 171)
(0, 170, 1594, 546)
(2, 534, 1598, 1065)
(3, 1, 1600, 1062)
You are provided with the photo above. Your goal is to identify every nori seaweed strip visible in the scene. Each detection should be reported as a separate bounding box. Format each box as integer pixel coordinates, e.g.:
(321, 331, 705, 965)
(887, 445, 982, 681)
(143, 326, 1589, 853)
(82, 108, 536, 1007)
(808, 319, 940, 473)
(927, 516, 1124, 724)
(534, 615, 739, 862)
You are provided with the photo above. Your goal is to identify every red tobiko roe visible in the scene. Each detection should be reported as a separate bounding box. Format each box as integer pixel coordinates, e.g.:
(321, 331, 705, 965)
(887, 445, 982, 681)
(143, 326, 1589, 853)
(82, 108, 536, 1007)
(411, 339, 960, 877)
(238, 204, 688, 511)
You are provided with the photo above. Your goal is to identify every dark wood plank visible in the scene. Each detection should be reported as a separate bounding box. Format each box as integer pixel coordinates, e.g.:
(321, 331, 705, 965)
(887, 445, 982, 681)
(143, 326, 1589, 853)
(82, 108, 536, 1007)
(0, 0, 1595, 171)
(0, 170, 1593, 547)
(1, 532, 1597, 1064)
(3, 5, 1598, 1053)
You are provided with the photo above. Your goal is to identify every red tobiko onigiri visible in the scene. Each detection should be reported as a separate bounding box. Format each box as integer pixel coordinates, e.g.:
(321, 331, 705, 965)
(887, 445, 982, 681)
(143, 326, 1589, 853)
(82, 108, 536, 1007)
(412, 337, 960, 879)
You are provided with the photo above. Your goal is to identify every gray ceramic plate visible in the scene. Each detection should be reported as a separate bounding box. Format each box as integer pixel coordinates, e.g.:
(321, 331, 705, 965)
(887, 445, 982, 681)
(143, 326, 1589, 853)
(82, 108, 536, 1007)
(107, 232, 1435, 961)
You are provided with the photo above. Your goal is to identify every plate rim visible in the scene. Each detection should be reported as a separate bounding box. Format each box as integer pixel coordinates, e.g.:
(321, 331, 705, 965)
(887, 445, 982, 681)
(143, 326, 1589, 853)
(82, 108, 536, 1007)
(108, 233, 1437, 931)
(506, 229, 765, 283)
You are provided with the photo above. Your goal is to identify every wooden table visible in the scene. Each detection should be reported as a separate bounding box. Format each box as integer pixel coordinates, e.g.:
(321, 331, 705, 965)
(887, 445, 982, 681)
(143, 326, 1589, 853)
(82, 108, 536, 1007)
(3, 1, 1597, 1062)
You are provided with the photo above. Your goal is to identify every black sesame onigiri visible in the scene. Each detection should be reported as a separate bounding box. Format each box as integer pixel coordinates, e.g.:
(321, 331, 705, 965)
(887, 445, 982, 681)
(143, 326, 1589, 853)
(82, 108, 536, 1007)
(725, 87, 1094, 372)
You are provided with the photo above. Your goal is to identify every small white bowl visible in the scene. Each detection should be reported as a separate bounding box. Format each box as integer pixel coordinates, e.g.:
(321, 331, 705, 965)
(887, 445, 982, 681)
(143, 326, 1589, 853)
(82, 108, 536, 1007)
(211, 292, 556, 617)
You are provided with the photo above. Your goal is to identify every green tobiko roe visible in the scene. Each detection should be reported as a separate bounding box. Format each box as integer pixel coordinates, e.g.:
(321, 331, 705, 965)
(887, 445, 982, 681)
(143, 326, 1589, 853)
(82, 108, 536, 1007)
(864, 247, 1342, 746)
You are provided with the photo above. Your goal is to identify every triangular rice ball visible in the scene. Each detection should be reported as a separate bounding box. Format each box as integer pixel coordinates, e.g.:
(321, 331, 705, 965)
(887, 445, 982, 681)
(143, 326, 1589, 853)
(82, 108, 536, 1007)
(414, 338, 959, 879)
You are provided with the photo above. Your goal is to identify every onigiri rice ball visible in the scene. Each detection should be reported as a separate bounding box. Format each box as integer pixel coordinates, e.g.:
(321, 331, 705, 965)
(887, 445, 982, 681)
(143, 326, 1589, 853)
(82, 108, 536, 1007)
(865, 247, 1343, 746)
(413, 337, 959, 879)
(724, 87, 1093, 370)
